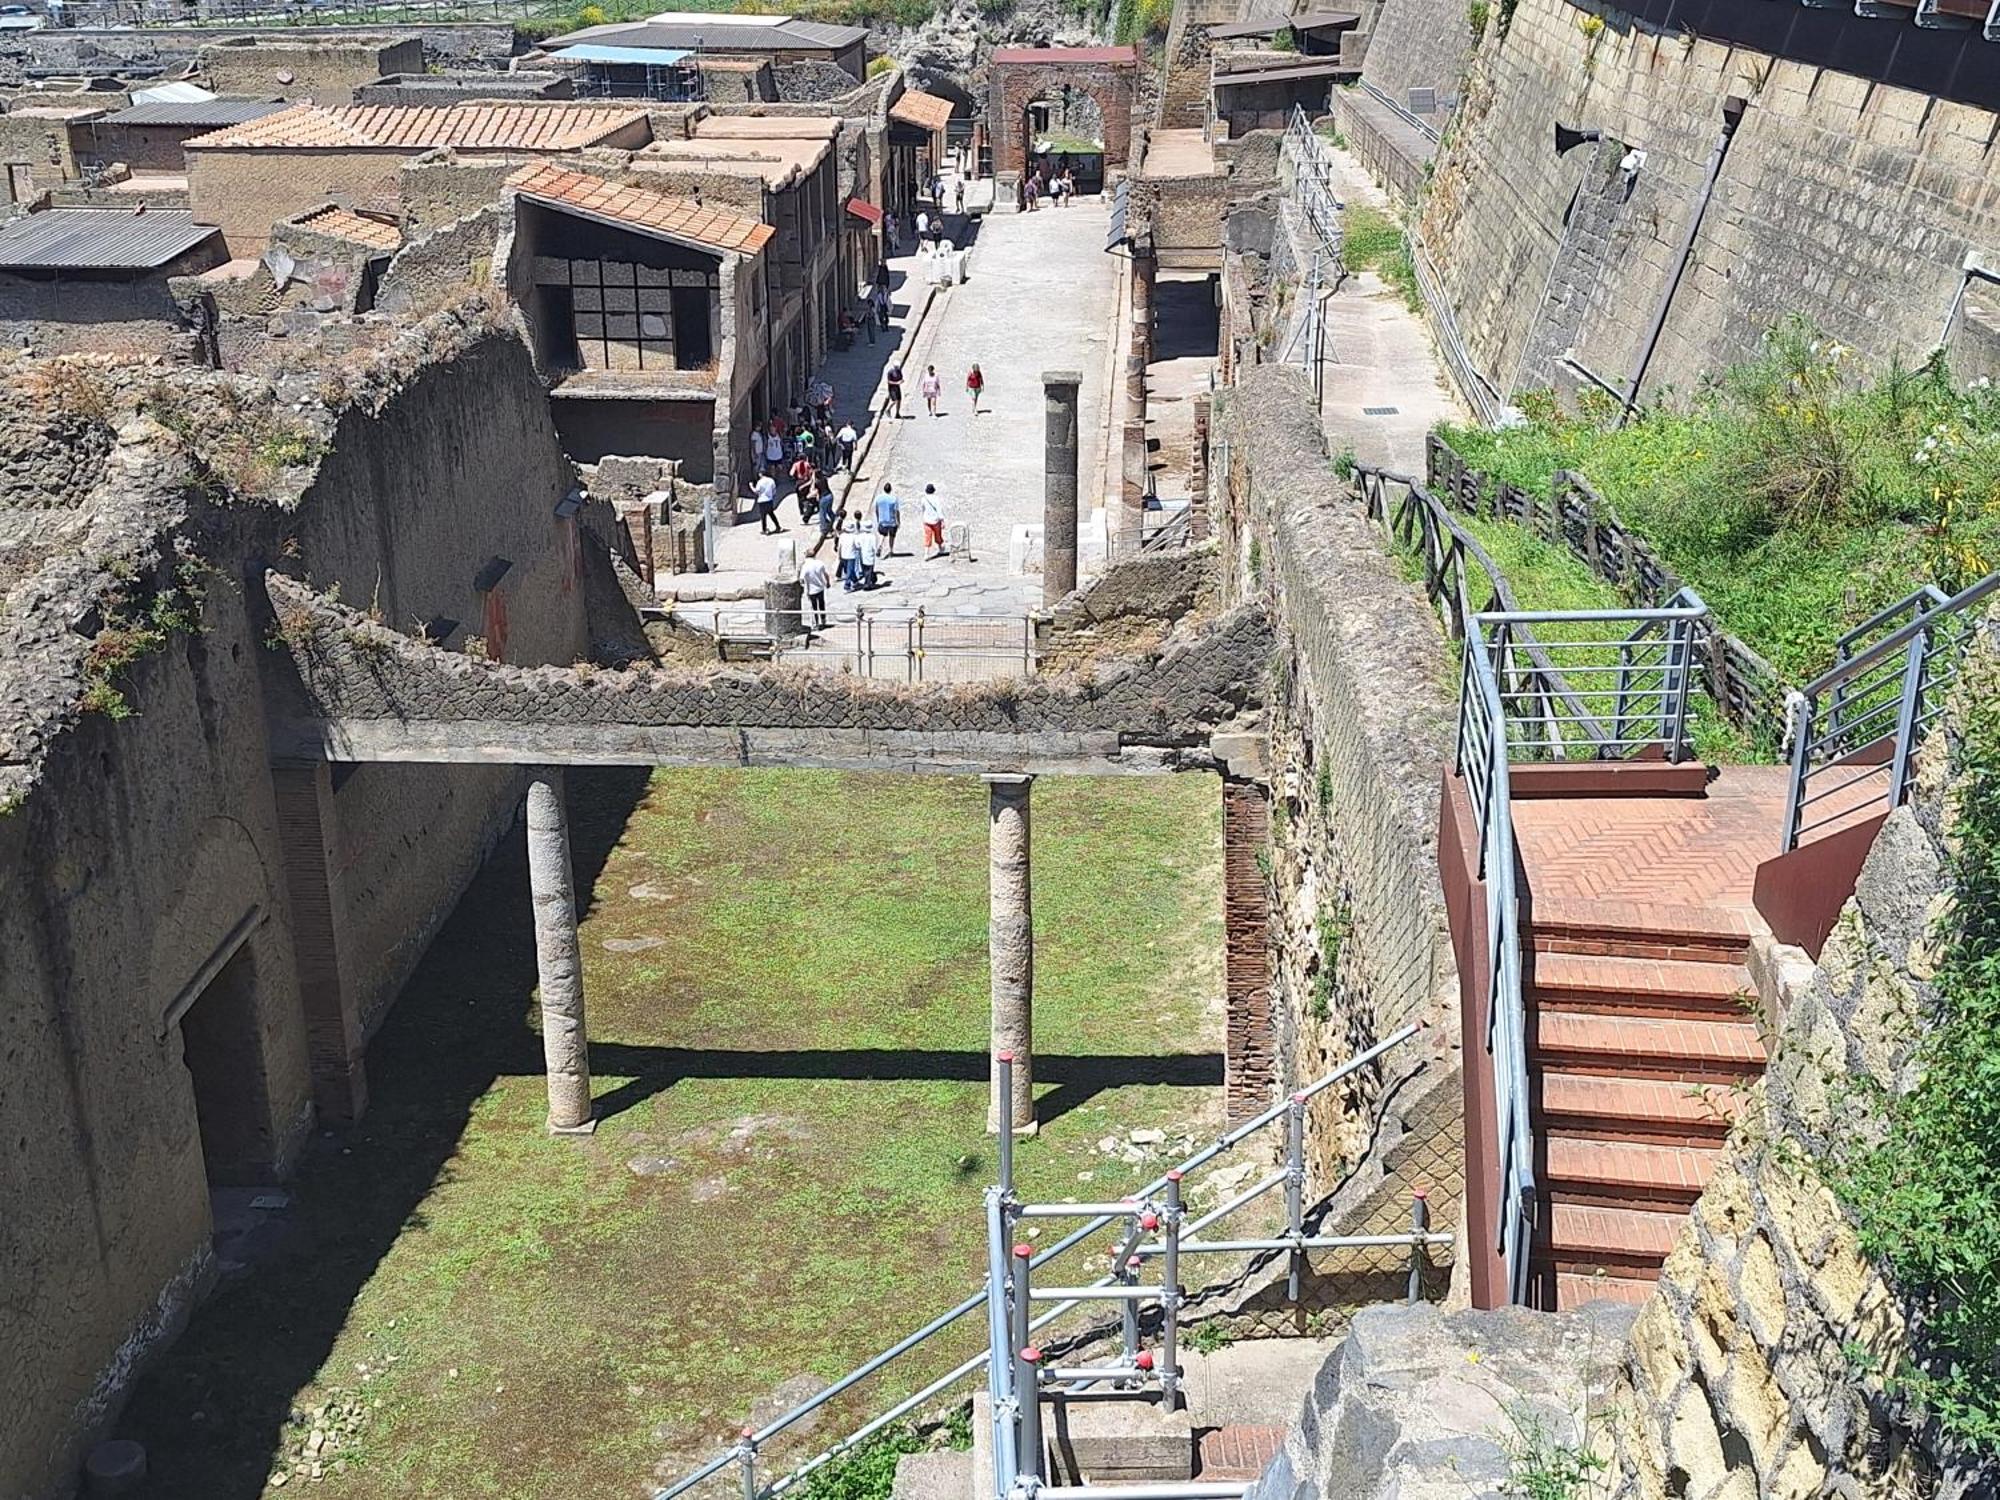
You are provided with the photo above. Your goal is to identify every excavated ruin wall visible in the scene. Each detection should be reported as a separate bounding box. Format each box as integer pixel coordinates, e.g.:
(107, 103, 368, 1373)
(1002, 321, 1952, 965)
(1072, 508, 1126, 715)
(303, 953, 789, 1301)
(1419, 0, 2000, 405)
(1604, 621, 2000, 1500)
(1218, 362, 1465, 1287)
(0, 320, 590, 1500)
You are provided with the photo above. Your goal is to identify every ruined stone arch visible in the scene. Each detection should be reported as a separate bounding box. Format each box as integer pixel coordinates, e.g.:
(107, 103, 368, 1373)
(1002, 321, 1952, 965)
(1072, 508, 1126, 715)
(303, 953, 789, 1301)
(987, 50, 1138, 183)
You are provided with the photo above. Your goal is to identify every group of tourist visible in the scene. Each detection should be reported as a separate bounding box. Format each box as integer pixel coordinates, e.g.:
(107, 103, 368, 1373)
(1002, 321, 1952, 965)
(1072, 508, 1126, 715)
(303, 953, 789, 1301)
(1023, 164, 1076, 212)
(794, 481, 950, 629)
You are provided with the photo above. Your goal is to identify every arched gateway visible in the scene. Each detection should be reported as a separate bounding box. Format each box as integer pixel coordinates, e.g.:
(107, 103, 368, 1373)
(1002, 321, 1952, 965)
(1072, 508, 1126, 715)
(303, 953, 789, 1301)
(987, 45, 1139, 185)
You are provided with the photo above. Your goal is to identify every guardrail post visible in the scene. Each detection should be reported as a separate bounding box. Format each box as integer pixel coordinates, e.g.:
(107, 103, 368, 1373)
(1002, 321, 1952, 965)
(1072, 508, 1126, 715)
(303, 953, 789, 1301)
(1407, 1189, 1429, 1304)
(1888, 630, 1929, 807)
(1120, 1200, 1156, 1383)
(996, 1052, 1016, 1196)
(1160, 1171, 1184, 1408)
(986, 1187, 1018, 1500)
(1011, 1245, 1040, 1480)
(736, 1428, 758, 1500)
(913, 607, 926, 683)
(1284, 1093, 1305, 1304)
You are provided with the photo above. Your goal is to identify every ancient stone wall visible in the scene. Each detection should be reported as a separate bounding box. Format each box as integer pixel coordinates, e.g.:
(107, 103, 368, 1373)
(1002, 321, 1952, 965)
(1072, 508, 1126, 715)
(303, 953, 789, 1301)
(988, 56, 1137, 179)
(1218, 362, 1464, 1275)
(399, 149, 535, 238)
(1603, 622, 2000, 1499)
(1357, 0, 1474, 119)
(14, 23, 516, 82)
(0, 313, 594, 1500)
(199, 35, 426, 105)
(1420, 0, 2000, 405)
(375, 205, 503, 319)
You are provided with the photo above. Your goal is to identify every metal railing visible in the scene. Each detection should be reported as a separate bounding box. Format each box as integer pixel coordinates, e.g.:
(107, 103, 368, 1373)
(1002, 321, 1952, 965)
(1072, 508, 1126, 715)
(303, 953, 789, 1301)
(1780, 571, 2000, 851)
(1280, 107, 1343, 268)
(1139, 503, 1193, 553)
(656, 1028, 1441, 1500)
(681, 604, 1039, 683)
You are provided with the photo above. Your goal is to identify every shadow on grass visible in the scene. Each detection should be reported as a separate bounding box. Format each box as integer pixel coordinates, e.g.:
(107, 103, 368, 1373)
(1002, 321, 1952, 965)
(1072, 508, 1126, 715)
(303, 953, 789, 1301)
(583, 1045, 1224, 1125)
(115, 766, 652, 1500)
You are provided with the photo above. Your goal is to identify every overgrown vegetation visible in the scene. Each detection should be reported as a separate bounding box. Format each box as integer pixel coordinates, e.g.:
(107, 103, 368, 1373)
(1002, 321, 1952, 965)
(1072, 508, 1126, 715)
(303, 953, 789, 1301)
(80, 556, 210, 720)
(1497, 1408, 1605, 1500)
(798, 1409, 972, 1500)
(1828, 670, 2000, 1451)
(1467, 0, 1489, 34)
(143, 381, 324, 498)
(1113, 0, 1170, 44)
(1268, 24, 1297, 51)
(1442, 322, 2000, 681)
(1340, 205, 1420, 313)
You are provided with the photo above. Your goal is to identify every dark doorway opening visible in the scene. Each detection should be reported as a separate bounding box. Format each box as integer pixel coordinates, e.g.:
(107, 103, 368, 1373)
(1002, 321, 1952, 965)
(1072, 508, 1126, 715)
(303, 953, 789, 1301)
(671, 286, 713, 369)
(179, 945, 274, 1188)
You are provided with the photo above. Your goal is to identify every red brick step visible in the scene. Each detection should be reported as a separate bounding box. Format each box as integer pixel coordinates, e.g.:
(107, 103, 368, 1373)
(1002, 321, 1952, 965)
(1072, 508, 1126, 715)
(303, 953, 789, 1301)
(1544, 1136, 1719, 1208)
(1545, 1201, 1685, 1275)
(1529, 951, 1753, 1019)
(1538, 1070, 1747, 1145)
(1531, 1009, 1767, 1083)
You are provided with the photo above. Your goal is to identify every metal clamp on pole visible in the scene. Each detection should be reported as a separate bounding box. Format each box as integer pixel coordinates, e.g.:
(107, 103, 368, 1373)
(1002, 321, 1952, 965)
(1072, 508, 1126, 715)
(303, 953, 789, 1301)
(1160, 1171, 1184, 1407)
(1116, 1202, 1154, 1384)
(1283, 1093, 1305, 1304)
(1012, 1244, 1041, 1482)
(1407, 1189, 1430, 1304)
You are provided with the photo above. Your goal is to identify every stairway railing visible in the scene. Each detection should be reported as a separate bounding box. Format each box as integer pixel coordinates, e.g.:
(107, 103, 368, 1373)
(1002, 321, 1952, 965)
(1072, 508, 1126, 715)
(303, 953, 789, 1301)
(1455, 596, 1711, 1304)
(1780, 570, 2000, 851)
(654, 1028, 1439, 1500)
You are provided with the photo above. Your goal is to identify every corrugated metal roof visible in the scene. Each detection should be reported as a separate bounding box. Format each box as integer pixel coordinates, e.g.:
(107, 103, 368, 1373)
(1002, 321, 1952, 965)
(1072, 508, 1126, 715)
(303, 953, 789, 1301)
(101, 98, 285, 128)
(557, 42, 694, 65)
(548, 17, 868, 52)
(888, 87, 953, 132)
(0, 208, 218, 270)
(507, 162, 775, 255)
(185, 101, 647, 151)
(130, 81, 217, 105)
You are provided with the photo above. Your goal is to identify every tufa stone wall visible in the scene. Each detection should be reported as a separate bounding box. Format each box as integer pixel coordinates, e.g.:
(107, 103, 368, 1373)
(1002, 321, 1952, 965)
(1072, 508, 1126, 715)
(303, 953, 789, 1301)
(1421, 0, 2000, 405)
(199, 35, 427, 105)
(1604, 619, 2000, 1500)
(375, 204, 503, 319)
(1357, 0, 1475, 122)
(1219, 361, 1464, 1278)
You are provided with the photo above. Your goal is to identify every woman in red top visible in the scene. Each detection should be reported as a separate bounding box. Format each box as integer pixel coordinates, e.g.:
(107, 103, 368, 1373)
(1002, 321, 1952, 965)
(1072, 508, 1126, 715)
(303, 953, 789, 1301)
(966, 363, 985, 415)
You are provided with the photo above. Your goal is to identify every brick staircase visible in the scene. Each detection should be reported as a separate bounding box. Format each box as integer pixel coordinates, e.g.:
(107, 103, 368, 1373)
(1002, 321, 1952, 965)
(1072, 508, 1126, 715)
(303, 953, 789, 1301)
(1525, 906, 1767, 1309)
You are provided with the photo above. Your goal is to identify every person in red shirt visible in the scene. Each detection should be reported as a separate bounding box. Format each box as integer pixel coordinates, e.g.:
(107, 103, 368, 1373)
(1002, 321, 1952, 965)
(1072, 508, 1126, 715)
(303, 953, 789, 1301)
(965, 363, 985, 415)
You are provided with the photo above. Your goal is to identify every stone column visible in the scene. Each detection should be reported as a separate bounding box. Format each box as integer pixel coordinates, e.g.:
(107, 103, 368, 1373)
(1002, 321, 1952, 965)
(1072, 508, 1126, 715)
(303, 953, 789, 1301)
(1042, 369, 1081, 604)
(1120, 243, 1154, 557)
(527, 771, 594, 1135)
(1221, 776, 1275, 1122)
(1190, 393, 1213, 543)
(986, 774, 1035, 1134)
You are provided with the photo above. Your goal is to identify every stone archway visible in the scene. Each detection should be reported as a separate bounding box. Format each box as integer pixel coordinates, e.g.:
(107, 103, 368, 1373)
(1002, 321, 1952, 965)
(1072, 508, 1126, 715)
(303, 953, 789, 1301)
(988, 46, 1139, 183)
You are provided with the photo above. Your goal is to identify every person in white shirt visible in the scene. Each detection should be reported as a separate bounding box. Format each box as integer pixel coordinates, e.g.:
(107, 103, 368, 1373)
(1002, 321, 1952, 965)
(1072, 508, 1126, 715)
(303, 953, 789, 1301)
(799, 555, 830, 630)
(837, 421, 859, 471)
(920, 484, 946, 558)
(857, 526, 880, 590)
(916, 209, 930, 245)
(755, 471, 781, 535)
(838, 514, 863, 590)
(764, 429, 785, 475)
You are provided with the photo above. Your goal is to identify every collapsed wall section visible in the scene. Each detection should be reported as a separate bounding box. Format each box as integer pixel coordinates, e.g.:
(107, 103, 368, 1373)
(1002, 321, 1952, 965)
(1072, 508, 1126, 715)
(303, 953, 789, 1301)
(1218, 362, 1465, 1290)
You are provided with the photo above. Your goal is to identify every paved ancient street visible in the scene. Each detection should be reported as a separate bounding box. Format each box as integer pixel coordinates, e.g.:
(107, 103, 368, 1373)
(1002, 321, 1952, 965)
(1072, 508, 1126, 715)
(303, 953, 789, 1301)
(701, 193, 1122, 626)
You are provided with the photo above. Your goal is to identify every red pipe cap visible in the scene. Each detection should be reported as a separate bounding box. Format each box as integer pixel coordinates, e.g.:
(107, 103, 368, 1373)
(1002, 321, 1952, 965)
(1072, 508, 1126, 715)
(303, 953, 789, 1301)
(1021, 1347, 1042, 1363)
(1166, 1169, 1184, 1183)
(1412, 1185, 1430, 1199)
(1135, 1351, 1154, 1371)
(1138, 1213, 1159, 1231)
(741, 1427, 755, 1440)
(996, 1050, 1015, 1063)
(1013, 1243, 1034, 1259)
(1290, 1091, 1309, 1105)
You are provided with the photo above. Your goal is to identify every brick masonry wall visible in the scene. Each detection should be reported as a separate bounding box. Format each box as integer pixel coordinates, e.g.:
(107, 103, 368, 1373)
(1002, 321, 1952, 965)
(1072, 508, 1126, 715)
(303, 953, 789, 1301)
(990, 59, 1137, 180)
(1604, 624, 2000, 1498)
(1220, 361, 1465, 1274)
(1222, 777, 1277, 1119)
(1358, 0, 1476, 118)
(1420, 0, 2000, 404)
(191, 147, 408, 256)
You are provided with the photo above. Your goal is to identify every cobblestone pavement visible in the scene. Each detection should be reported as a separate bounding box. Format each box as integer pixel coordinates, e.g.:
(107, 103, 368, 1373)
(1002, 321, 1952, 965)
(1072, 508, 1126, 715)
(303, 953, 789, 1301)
(708, 194, 1122, 624)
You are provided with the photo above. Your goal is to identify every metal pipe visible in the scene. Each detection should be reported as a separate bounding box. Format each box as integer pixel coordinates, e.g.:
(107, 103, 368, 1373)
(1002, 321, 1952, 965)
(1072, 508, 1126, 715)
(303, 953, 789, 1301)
(1012, 1245, 1040, 1482)
(1621, 96, 1747, 418)
(987, 1189, 1018, 1500)
(1160, 1172, 1183, 1406)
(738, 1431, 758, 1500)
(1130, 1233, 1455, 1255)
(1028, 1285, 1163, 1302)
(1032, 1484, 1251, 1499)
(1283, 1093, 1305, 1304)
(1407, 1190, 1430, 1304)
(1016, 1202, 1157, 1219)
(1047, 1363, 1155, 1383)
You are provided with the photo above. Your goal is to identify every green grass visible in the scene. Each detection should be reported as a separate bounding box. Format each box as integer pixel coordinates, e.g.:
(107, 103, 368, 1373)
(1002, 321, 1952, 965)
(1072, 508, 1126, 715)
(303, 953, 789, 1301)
(1340, 206, 1420, 313)
(119, 769, 1225, 1500)
(1442, 321, 2000, 684)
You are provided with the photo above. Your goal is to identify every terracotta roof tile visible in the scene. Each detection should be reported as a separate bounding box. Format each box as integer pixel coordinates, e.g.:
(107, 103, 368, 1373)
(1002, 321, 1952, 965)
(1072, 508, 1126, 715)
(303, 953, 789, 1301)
(186, 101, 647, 151)
(505, 162, 774, 255)
(293, 204, 404, 251)
(888, 88, 953, 132)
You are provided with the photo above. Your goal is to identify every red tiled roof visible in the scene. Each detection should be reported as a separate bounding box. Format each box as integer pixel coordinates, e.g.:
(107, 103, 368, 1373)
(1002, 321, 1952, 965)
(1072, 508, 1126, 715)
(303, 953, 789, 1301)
(293, 203, 403, 251)
(888, 87, 953, 132)
(507, 162, 774, 255)
(185, 102, 647, 151)
(990, 45, 1138, 65)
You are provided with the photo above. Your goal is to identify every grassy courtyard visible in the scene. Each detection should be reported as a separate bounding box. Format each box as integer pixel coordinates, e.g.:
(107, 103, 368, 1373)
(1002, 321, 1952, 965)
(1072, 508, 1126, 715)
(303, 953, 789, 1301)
(119, 768, 1224, 1500)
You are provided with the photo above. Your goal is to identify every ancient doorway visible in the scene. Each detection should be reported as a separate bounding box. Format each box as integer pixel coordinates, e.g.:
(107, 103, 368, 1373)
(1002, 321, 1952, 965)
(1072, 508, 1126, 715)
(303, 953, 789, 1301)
(178, 945, 275, 1188)
(1021, 85, 1108, 194)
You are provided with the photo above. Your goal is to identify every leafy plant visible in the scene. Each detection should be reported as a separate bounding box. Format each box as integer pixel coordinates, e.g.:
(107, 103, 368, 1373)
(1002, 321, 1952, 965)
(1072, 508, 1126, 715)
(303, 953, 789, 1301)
(1185, 1319, 1234, 1355)
(797, 1414, 968, 1500)
(1825, 679, 2000, 1450)
(1269, 24, 1297, 52)
(1498, 1408, 1605, 1500)
(1340, 205, 1421, 313)
(1332, 444, 1357, 480)
(1467, 0, 1489, 33)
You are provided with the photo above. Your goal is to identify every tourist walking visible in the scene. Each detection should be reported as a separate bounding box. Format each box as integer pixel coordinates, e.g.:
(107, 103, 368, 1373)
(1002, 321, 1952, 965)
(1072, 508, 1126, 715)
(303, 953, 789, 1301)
(857, 522, 880, 590)
(837, 512, 863, 590)
(800, 554, 830, 631)
(755, 469, 782, 535)
(836, 419, 859, 472)
(954, 177, 965, 215)
(965, 363, 985, 415)
(764, 424, 785, 477)
(874, 482, 901, 556)
(885, 361, 905, 419)
(872, 283, 891, 331)
(920, 364, 942, 417)
(864, 297, 878, 344)
(916, 208, 930, 247)
(921, 484, 946, 559)
(790, 453, 818, 522)
(808, 484, 839, 556)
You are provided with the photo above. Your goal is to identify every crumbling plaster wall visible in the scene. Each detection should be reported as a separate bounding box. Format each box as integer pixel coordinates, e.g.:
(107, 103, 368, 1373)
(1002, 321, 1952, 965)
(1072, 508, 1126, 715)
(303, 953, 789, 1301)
(1218, 361, 1464, 1276)
(0, 314, 595, 1500)
(1420, 0, 2000, 405)
(1604, 620, 2000, 1500)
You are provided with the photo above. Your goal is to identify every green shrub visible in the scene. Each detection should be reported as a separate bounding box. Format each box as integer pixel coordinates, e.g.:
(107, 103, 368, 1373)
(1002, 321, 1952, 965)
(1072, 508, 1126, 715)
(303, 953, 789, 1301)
(867, 53, 898, 76)
(1827, 677, 2000, 1451)
(1467, 0, 1489, 32)
(1269, 24, 1297, 51)
(1340, 205, 1421, 313)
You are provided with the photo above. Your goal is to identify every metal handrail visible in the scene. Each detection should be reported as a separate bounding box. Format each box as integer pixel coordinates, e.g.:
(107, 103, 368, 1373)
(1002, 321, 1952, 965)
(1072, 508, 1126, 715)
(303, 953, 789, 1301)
(655, 1025, 1428, 1500)
(1780, 570, 2000, 851)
